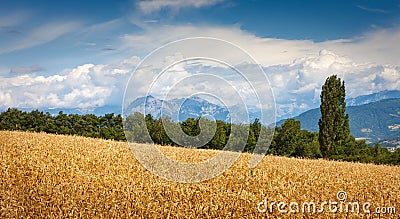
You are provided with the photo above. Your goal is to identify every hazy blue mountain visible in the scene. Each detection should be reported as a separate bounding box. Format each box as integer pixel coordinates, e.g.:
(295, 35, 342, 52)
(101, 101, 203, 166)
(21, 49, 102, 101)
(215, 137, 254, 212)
(346, 90, 400, 106)
(126, 95, 169, 118)
(379, 136, 400, 147)
(125, 95, 264, 123)
(125, 95, 231, 122)
(277, 98, 400, 143)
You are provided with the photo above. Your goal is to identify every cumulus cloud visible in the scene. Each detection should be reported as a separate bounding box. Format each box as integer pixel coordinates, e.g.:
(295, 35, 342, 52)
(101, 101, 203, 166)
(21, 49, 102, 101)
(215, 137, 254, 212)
(0, 56, 140, 109)
(264, 49, 400, 118)
(124, 47, 398, 120)
(1, 47, 399, 120)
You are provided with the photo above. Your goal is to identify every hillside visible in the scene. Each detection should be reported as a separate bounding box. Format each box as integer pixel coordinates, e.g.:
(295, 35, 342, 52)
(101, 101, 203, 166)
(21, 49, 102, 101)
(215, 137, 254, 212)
(278, 98, 400, 142)
(1, 131, 399, 218)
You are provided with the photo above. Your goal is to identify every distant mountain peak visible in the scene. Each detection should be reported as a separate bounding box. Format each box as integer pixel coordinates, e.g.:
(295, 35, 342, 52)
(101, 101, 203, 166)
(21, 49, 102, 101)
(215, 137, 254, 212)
(347, 90, 400, 106)
(125, 95, 263, 124)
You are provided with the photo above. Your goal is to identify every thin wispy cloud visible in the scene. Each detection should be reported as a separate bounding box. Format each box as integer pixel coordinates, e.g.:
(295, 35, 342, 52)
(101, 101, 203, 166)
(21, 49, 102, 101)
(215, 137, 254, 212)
(77, 42, 97, 47)
(137, 0, 225, 14)
(143, 20, 159, 23)
(9, 65, 44, 75)
(0, 21, 81, 55)
(2, 28, 23, 35)
(357, 5, 390, 14)
(80, 19, 123, 35)
(0, 12, 30, 37)
(0, 12, 31, 28)
(130, 0, 225, 29)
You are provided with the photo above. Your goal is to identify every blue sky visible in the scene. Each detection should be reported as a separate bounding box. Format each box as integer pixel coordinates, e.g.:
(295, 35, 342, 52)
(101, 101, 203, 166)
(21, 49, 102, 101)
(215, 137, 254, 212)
(0, 0, 400, 118)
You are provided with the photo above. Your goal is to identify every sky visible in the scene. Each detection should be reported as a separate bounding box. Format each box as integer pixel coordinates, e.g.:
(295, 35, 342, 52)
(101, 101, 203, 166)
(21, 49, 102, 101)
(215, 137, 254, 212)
(0, 0, 400, 119)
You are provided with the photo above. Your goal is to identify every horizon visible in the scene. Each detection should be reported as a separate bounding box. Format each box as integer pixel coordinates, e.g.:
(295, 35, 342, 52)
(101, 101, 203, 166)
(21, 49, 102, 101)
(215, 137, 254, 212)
(2, 89, 399, 122)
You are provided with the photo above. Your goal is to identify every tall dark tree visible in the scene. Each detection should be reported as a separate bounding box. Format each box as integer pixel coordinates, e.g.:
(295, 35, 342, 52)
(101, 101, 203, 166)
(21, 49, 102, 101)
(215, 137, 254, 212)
(318, 75, 350, 158)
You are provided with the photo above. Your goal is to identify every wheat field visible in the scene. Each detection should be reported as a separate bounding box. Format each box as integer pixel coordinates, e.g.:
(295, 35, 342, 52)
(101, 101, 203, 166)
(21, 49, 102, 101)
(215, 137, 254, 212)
(0, 131, 399, 218)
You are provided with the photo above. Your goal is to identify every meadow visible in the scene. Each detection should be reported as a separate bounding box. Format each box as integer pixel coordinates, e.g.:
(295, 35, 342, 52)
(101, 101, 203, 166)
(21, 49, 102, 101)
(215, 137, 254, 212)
(1, 130, 399, 218)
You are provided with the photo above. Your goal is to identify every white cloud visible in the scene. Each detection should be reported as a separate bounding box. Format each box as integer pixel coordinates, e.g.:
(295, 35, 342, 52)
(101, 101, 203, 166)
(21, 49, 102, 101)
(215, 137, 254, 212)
(118, 24, 400, 119)
(120, 25, 318, 66)
(320, 28, 400, 65)
(263, 49, 400, 118)
(1, 46, 399, 120)
(120, 25, 400, 67)
(137, 0, 225, 14)
(292, 83, 319, 94)
(0, 56, 140, 109)
(0, 90, 12, 107)
(1, 22, 400, 120)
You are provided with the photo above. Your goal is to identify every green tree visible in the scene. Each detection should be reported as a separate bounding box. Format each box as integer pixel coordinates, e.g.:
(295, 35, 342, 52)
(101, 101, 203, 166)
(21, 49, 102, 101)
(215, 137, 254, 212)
(272, 119, 302, 156)
(55, 111, 71, 134)
(209, 120, 228, 150)
(245, 119, 262, 152)
(124, 112, 152, 143)
(318, 75, 351, 158)
(0, 108, 25, 130)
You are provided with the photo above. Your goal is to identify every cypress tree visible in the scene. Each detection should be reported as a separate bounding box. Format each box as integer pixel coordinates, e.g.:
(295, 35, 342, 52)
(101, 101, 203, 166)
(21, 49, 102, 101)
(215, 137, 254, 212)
(318, 75, 350, 158)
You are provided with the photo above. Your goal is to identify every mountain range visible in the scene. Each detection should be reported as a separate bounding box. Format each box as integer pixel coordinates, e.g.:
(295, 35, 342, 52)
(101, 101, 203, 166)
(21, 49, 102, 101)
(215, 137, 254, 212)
(124, 91, 400, 143)
(125, 95, 229, 122)
(124, 95, 262, 123)
(346, 90, 400, 106)
(3, 90, 399, 143)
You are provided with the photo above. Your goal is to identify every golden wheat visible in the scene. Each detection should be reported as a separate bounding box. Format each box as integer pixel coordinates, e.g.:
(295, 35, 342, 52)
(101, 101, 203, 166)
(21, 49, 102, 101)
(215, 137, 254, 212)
(0, 131, 399, 218)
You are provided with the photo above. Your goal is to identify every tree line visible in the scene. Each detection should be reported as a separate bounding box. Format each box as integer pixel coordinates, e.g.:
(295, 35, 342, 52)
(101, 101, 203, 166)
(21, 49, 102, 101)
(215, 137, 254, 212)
(0, 107, 399, 165)
(0, 75, 399, 165)
(123, 112, 270, 153)
(0, 109, 125, 140)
